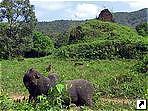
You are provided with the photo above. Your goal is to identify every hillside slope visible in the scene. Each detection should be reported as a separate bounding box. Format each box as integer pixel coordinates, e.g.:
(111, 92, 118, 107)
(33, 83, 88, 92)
(68, 19, 143, 44)
(55, 19, 146, 60)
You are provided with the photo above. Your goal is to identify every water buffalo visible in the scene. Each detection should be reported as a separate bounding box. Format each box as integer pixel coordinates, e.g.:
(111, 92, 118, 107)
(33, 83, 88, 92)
(23, 68, 58, 102)
(23, 68, 94, 107)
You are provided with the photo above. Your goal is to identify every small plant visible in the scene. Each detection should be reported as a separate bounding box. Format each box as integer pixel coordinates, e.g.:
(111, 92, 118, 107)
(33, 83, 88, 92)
(35, 83, 65, 110)
(132, 55, 148, 73)
(0, 92, 33, 110)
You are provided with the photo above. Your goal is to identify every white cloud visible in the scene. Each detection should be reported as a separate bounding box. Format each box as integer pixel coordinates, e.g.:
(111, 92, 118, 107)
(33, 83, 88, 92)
(128, 0, 148, 10)
(0, 0, 65, 11)
(31, 1, 65, 11)
(31, 1, 66, 21)
(67, 3, 101, 20)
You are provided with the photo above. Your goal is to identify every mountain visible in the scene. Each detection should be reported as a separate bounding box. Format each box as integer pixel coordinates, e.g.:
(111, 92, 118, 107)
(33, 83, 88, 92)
(113, 8, 148, 27)
(36, 8, 147, 37)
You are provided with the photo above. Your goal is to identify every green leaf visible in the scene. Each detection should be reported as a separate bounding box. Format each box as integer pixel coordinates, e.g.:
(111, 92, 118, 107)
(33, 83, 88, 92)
(56, 84, 65, 94)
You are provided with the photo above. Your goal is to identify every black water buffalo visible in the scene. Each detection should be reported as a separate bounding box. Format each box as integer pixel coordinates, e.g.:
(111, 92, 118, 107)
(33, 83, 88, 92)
(23, 68, 94, 107)
(65, 79, 94, 107)
(23, 68, 58, 102)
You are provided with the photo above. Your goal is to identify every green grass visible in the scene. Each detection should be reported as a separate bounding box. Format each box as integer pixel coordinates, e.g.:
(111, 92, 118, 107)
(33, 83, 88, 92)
(143, 36, 148, 44)
(0, 55, 147, 110)
(0, 56, 138, 94)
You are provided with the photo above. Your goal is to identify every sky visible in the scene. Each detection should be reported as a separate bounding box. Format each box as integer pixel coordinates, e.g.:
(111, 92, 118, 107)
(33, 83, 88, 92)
(0, 0, 148, 21)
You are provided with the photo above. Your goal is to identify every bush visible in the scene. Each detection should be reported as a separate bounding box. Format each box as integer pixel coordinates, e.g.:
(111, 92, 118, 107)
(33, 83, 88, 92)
(54, 40, 145, 60)
(54, 32, 69, 48)
(136, 23, 148, 36)
(24, 32, 54, 58)
(132, 54, 148, 73)
(69, 26, 84, 44)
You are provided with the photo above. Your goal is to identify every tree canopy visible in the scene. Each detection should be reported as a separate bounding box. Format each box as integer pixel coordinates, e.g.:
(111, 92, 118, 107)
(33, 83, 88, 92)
(0, 0, 37, 59)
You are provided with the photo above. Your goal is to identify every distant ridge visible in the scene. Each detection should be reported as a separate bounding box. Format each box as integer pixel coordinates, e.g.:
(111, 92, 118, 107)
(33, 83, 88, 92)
(36, 20, 83, 36)
(113, 8, 148, 27)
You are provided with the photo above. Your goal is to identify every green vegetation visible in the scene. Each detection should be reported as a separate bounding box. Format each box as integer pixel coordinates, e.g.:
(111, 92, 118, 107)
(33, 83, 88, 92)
(33, 32, 54, 54)
(36, 20, 84, 47)
(24, 32, 54, 58)
(136, 22, 148, 36)
(36, 20, 84, 36)
(0, 0, 37, 59)
(132, 54, 148, 74)
(68, 19, 143, 43)
(55, 20, 147, 60)
(35, 8, 147, 38)
(0, 2, 147, 110)
(1, 55, 146, 110)
(55, 40, 145, 60)
(143, 36, 148, 45)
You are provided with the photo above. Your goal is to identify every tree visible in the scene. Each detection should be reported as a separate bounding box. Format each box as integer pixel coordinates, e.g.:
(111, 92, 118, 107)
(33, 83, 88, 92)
(33, 32, 54, 55)
(135, 22, 148, 36)
(24, 32, 54, 58)
(0, 0, 37, 59)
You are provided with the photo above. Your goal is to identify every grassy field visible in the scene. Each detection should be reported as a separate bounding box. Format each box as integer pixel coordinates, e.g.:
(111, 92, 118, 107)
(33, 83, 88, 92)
(0, 19, 147, 111)
(0, 55, 147, 110)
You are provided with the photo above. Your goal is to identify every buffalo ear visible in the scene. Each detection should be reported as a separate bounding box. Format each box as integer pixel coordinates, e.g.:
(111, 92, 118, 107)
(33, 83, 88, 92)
(29, 68, 34, 72)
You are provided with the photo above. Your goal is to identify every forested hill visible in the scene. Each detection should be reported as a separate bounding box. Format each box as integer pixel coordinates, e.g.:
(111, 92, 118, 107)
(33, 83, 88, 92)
(36, 8, 147, 36)
(113, 8, 148, 27)
(36, 20, 84, 36)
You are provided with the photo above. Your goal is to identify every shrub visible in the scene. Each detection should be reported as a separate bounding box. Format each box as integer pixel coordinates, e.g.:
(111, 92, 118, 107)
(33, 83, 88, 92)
(69, 26, 84, 44)
(55, 40, 145, 60)
(24, 32, 54, 58)
(132, 54, 148, 73)
(136, 23, 148, 36)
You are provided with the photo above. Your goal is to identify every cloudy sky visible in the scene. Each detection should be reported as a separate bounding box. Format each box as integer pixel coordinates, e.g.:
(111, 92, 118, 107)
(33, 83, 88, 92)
(1, 0, 148, 21)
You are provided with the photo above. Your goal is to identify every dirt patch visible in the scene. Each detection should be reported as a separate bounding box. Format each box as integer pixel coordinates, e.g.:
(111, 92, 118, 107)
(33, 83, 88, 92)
(9, 93, 134, 106)
(10, 93, 28, 101)
(100, 97, 134, 105)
